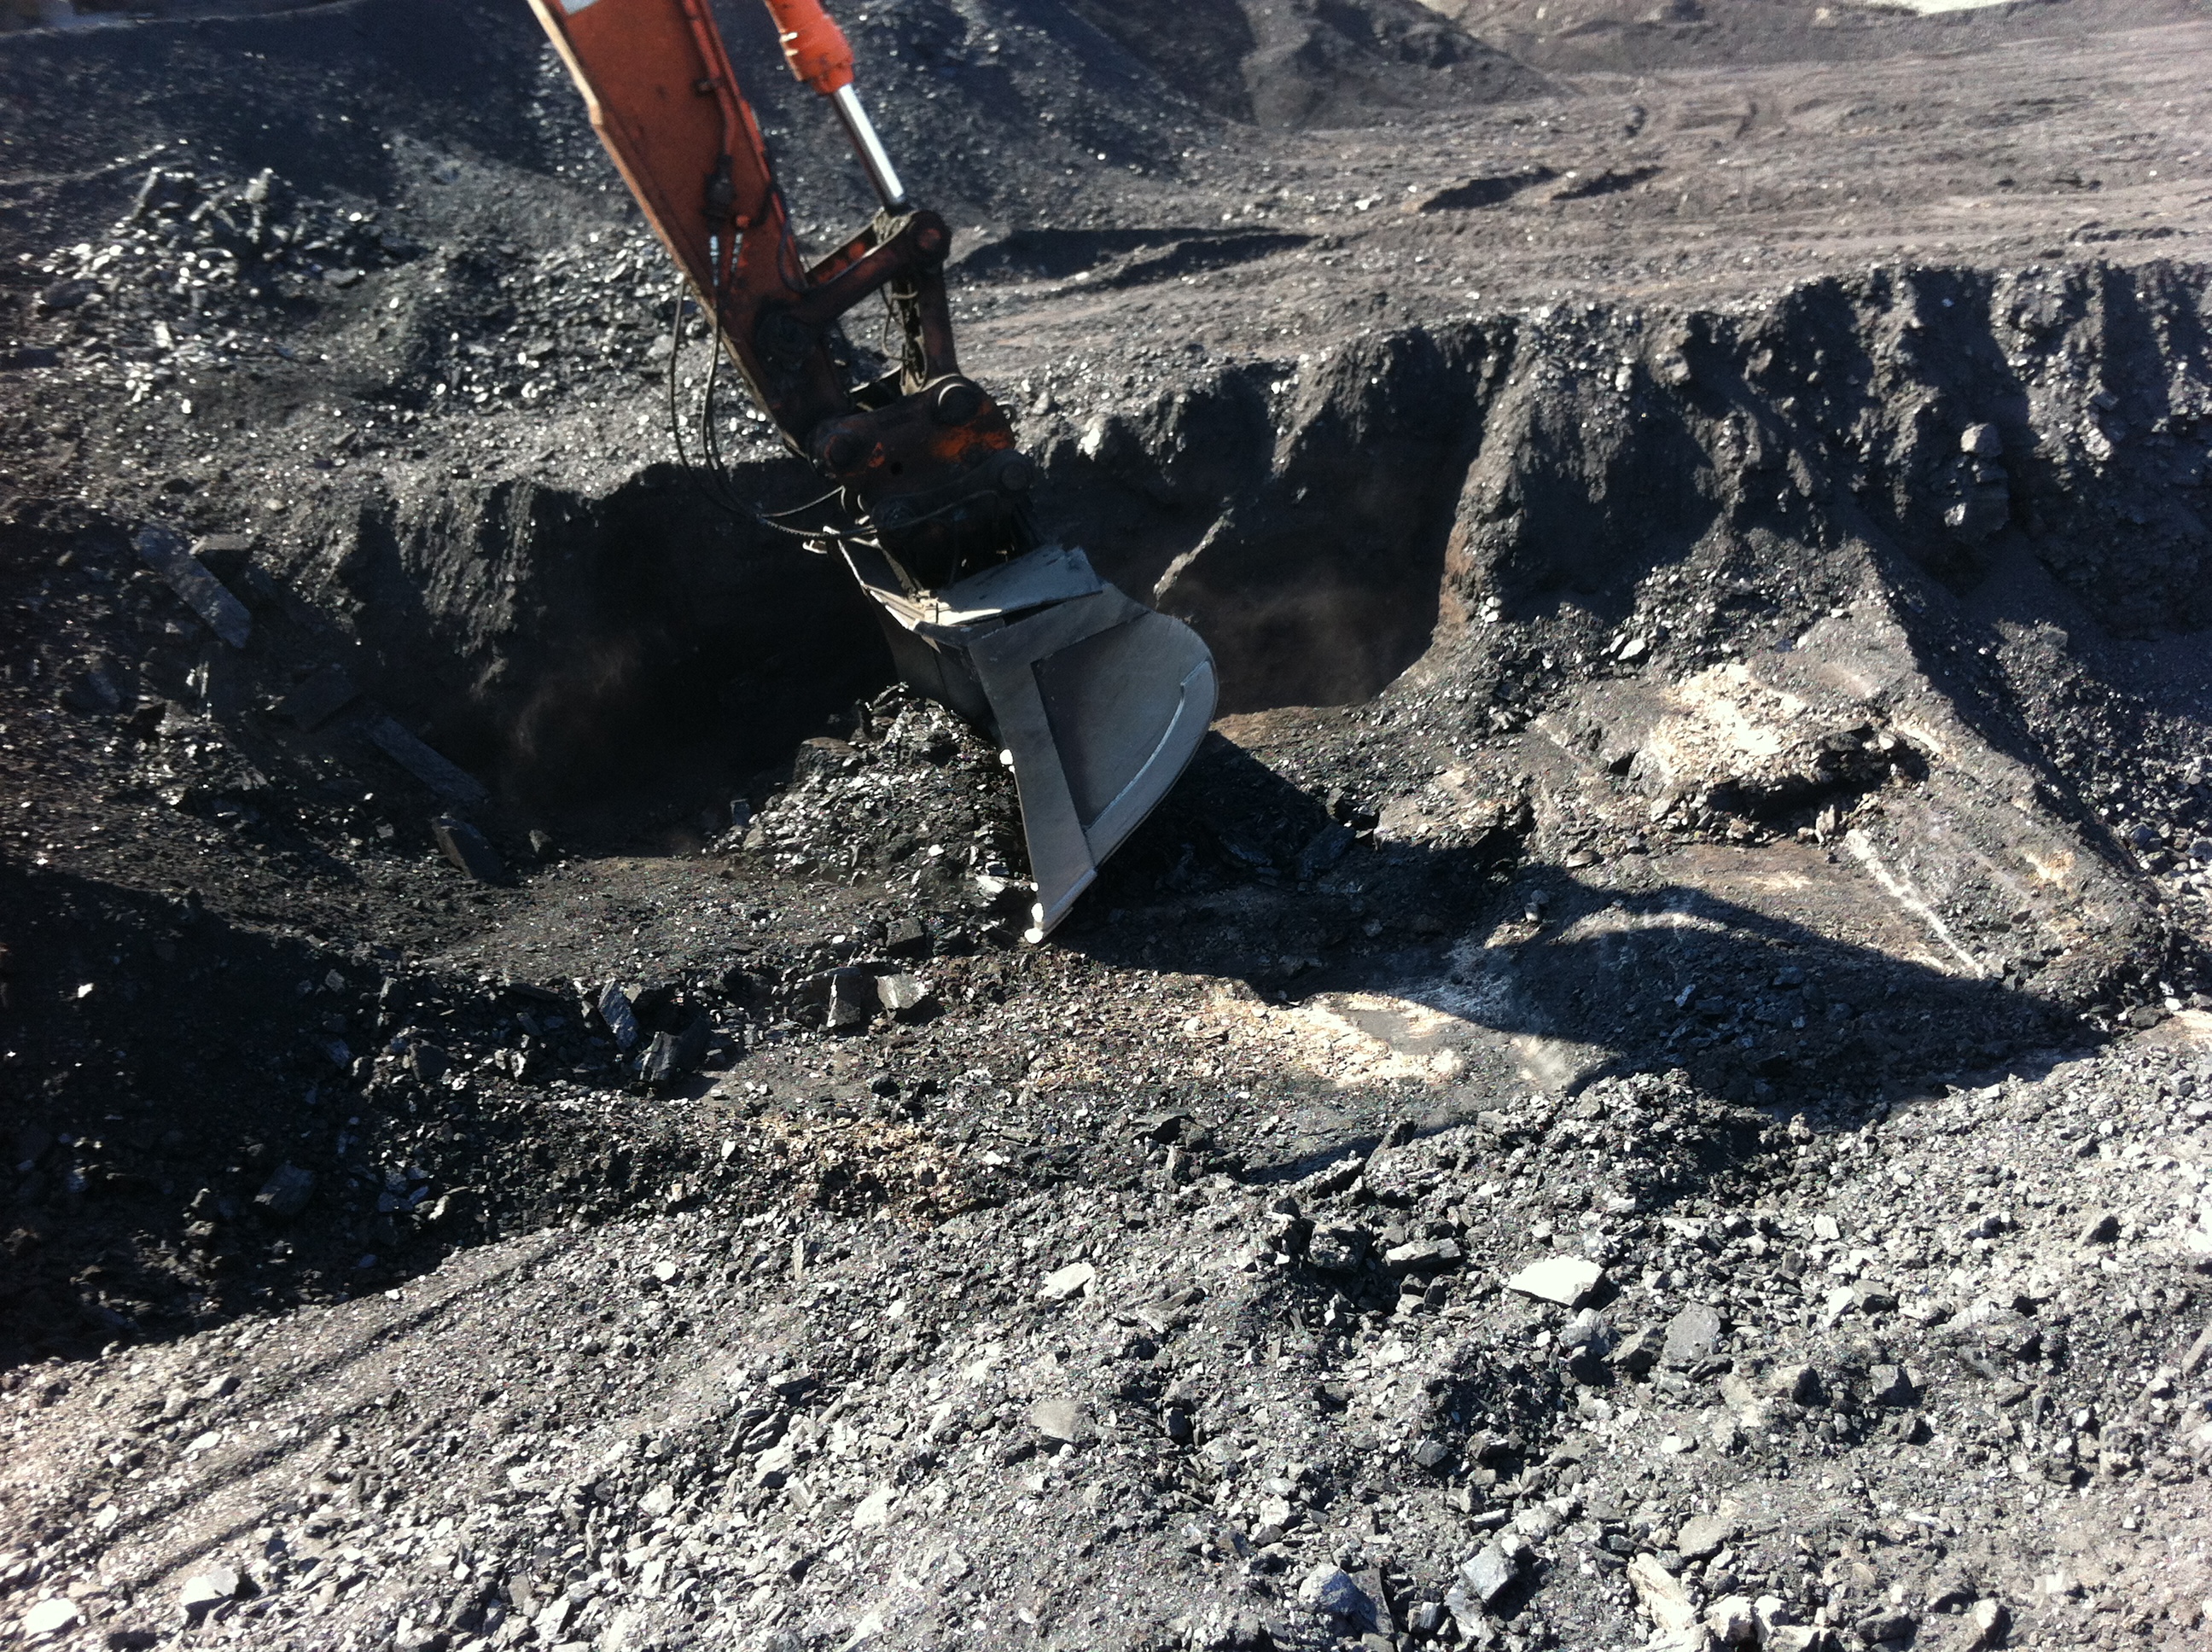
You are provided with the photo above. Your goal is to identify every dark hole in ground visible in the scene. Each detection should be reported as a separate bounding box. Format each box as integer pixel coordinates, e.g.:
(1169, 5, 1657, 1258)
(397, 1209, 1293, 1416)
(340, 463, 892, 836)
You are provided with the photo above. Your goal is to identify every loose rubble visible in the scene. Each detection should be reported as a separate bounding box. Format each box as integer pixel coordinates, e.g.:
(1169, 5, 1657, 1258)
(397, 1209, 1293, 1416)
(3, 2, 2211, 1650)
(6, 1036, 2212, 1652)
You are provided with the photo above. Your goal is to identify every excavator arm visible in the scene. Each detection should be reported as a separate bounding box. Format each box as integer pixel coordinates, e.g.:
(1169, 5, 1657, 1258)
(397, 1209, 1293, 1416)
(528, 0, 1024, 586)
(527, 0, 1217, 938)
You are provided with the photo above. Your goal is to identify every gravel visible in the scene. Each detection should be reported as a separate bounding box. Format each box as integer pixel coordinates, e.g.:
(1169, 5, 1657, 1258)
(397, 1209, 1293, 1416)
(3, 2, 2210, 1650)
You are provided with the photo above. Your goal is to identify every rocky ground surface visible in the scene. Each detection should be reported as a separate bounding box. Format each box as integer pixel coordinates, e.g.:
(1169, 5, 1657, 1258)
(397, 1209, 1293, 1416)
(3, 0, 2212, 1649)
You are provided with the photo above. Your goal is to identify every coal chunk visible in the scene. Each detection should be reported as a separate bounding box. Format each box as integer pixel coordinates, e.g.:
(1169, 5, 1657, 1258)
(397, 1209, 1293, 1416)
(883, 916, 931, 957)
(277, 666, 359, 731)
(253, 1162, 316, 1219)
(597, 984, 642, 1050)
(828, 968, 876, 1032)
(1295, 823, 1355, 879)
(368, 716, 489, 810)
(134, 522, 252, 649)
(640, 1018, 710, 1086)
(432, 817, 506, 883)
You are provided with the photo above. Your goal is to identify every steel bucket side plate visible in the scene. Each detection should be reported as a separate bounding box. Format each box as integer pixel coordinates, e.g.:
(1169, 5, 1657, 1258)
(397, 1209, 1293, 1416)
(843, 542, 1217, 939)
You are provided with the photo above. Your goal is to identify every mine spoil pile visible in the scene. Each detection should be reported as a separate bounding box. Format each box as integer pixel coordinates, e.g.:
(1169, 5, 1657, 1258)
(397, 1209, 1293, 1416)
(3, 1, 2212, 1650)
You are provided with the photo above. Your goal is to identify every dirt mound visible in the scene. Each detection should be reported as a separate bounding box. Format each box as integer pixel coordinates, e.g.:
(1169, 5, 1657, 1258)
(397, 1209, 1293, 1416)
(1062, 0, 1549, 127)
(1056, 259, 2212, 697)
(1435, 0, 2210, 73)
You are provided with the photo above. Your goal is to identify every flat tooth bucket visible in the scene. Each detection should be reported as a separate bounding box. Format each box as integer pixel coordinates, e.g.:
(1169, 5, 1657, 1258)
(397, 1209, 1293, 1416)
(841, 543, 1217, 939)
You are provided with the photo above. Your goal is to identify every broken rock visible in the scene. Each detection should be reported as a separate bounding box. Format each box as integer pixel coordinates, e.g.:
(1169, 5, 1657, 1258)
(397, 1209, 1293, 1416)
(1768, 1362, 1824, 1405)
(20, 1598, 82, 1639)
(276, 664, 358, 730)
(639, 1018, 709, 1086)
(366, 716, 489, 810)
(1384, 1237, 1462, 1272)
(1028, 1398, 1091, 1445)
(875, 971, 932, 1019)
(1038, 1261, 1097, 1302)
(179, 1567, 245, 1620)
(135, 522, 252, 649)
(432, 817, 505, 883)
(1459, 1543, 1520, 1604)
(827, 968, 876, 1032)
(752, 1442, 798, 1488)
(597, 984, 641, 1051)
(1308, 1224, 1371, 1271)
(61, 659, 123, 713)
(1298, 1566, 1372, 1625)
(1662, 1301, 1725, 1367)
(1613, 1323, 1665, 1374)
(1752, 1597, 1798, 1640)
(1676, 1511, 1738, 1561)
(851, 1485, 894, 1532)
(1505, 1255, 1603, 1308)
(1854, 1608, 1918, 1643)
(253, 1162, 315, 1219)
(1705, 1595, 1757, 1644)
(1627, 1553, 1700, 1633)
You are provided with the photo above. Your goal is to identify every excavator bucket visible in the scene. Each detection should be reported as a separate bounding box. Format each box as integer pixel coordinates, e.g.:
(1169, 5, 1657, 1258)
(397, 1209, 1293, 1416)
(844, 544, 1217, 939)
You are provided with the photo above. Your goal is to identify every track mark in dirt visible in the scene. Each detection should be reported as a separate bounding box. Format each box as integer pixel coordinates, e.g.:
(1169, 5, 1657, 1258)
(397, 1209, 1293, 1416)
(956, 225, 1314, 290)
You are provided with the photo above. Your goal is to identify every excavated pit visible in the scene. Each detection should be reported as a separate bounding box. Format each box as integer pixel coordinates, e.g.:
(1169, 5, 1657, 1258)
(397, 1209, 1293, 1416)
(309, 257, 2212, 763)
(1048, 260, 2212, 710)
(284, 463, 891, 821)
(330, 257, 2212, 922)
(172, 249, 2212, 1015)
(3, 248, 2208, 1382)
(143, 252, 2195, 1241)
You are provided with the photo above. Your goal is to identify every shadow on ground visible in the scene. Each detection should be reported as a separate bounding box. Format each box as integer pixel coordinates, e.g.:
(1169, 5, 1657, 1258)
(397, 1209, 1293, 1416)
(0, 857, 700, 1372)
(1065, 734, 2081, 1116)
